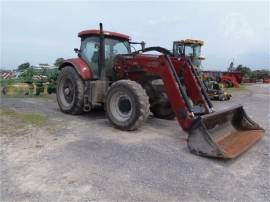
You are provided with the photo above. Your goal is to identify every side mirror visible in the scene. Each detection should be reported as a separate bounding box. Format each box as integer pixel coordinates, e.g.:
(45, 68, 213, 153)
(74, 48, 80, 53)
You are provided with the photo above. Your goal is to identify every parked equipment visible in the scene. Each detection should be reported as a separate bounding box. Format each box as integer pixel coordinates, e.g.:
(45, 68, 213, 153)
(56, 24, 264, 159)
(172, 39, 205, 69)
(202, 71, 242, 88)
(206, 81, 231, 101)
(172, 39, 233, 100)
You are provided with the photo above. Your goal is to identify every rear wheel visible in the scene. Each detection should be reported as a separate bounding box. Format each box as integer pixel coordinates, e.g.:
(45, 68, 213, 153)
(105, 80, 150, 131)
(151, 104, 175, 120)
(56, 66, 84, 114)
(150, 92, 175, 120)
(223, 80, 232, 88)
(143, 80, 175, 120)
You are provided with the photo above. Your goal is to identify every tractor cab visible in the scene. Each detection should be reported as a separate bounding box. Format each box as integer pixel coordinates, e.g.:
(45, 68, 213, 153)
(77, 29, 132, 79)
(173, 39, 205, 68)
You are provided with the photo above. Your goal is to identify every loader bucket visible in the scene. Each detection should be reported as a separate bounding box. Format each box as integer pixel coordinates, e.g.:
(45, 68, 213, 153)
(188, 105, 264, 159)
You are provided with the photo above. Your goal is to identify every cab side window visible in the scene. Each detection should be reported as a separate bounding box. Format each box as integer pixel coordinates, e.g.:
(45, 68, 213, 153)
(80, 37, 99, 78)
(104, 38, 130, 78)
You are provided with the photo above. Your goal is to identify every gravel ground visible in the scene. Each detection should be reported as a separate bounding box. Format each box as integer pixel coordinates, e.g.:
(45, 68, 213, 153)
(0, 84, 269, 201)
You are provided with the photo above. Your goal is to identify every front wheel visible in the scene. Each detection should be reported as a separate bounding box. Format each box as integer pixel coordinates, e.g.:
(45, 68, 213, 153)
(56, 66, 84, 114)
(105, 80, 150, 131)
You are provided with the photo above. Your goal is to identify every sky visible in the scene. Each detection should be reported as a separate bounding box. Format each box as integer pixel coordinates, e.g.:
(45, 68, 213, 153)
(1, 0, 269, 70)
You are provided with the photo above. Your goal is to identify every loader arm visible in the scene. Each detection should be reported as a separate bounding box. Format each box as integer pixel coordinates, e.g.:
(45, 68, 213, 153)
(116, 49, 264, 159)
(115, 52, 210, 130)
(122, 47, 214, 128)
(140, 54, 212, 130)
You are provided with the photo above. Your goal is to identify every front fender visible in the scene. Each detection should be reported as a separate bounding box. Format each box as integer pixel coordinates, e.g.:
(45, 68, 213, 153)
(59, 58, 92, 80)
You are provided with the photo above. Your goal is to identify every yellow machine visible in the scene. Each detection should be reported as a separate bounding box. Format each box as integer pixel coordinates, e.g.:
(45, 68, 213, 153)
(173, 39, 205, 68)
(173, 39, 231, 101)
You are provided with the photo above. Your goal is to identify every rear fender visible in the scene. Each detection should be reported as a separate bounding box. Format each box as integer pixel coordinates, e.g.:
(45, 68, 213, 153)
(59, 58, 92, 80)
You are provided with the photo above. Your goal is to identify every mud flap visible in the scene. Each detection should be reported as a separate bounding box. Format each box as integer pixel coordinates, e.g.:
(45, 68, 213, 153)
(188, 105, 264, 159)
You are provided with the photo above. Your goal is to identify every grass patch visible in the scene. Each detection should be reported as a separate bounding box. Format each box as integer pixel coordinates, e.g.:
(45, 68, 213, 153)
(0, 107, 47, 125)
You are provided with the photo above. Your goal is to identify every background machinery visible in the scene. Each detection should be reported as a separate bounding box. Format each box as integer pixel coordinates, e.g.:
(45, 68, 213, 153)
(173, 39, 205, 69)
(173, 39, 232, 100)
(206, 81, 231, 101)
(0, 66, 58, 96)
(172, 39, 243, 88)
(56, 24, 264, 159)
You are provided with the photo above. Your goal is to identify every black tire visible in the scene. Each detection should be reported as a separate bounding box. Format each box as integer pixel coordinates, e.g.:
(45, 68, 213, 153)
(56, 66, 84, 114)
(143, 81, 175, 120)
(219, 95, 226, 101)
(105, 80, 150, 131)
(151, 103, 175, 120)
(223, 80, 232, 88)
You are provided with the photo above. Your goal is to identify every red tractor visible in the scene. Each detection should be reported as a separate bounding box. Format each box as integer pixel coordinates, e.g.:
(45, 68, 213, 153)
(56, 23, 264, 159)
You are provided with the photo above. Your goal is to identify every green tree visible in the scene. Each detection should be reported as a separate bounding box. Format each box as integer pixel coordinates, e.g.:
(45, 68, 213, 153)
(251, 69, 270, 80)
(235, 64, 252, 78)
(228, 60, 235, 72)
(18, 62, 30, 71)
(18, 67, 34, 84)
(54, 58, 65, 66)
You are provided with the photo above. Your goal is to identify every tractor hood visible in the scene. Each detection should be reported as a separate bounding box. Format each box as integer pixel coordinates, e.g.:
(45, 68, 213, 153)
(113, 52, 185, 79)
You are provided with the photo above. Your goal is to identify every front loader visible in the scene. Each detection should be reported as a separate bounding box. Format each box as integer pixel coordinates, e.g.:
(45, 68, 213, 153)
(56, 23, 264, 159)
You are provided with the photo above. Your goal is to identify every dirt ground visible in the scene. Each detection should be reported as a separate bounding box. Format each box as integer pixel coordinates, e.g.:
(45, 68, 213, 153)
(0, 84, 269, 201)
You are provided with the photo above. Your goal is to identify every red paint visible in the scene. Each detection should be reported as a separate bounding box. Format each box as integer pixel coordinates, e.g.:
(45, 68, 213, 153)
(60, 52, 208, 130)
(78, 29, 131, 40)
(59, 58, 92, 80)
(221, 75, 239, 88)
(223, 72, 243, 83)
(172, 59, 206, 106)
(114, 54, 213, 130)
(263, 78, 270, 83)
(202, 70, 243, 88)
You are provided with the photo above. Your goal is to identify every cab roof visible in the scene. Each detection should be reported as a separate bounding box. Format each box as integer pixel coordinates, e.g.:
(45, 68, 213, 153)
(78, 29, 131, 40)
(174, 39, 204, 46)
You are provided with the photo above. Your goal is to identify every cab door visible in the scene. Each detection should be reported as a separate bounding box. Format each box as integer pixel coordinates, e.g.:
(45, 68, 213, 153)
(104, 38, 130, 79)
(80, 36, 100, 79)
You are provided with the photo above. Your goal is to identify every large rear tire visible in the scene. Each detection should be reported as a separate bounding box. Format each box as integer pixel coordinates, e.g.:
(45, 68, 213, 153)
(105, 80, 150, 131)
(151, 104, 175, 120)
(150, 91, 175, 120)
(56, 66, 84, 114)
(143, 80, 175, 120)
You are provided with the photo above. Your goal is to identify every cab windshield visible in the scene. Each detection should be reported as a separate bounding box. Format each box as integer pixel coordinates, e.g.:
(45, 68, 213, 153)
(193, 45, 201, 57)
(179, 44, 201, 58)
(175, 43, 203, 68)
(80, 36, 130, 78)
(105, 38, 131, 61)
